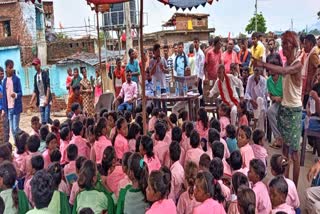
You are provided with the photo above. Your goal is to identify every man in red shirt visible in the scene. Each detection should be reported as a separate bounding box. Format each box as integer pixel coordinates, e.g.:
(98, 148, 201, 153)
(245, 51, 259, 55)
(222, 39, 240, 74)
(113, 58, 126, 98)
(205, 37, 222, 82)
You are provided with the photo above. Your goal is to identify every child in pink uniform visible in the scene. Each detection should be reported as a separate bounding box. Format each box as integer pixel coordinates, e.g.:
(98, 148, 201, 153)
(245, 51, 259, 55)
(69, 156, 87, 205)
(228, 172, 250, 214)
(30, 116, 41, 137)
(185, 130, 204, 168)
(113, 117, 129, 161)
(146, 169, 177, 214)
(193, 171, 226, 214)
(251, 129, 268, 166)
(237, 186, 256, 214)
(48, 162, 70, 196)
(195, 108, 209, 141)
(270, 154, 300, 209)
(218, 103, 231, 138)
(70, 120, 90, 159)
(60, 127, 71, 165)
(209, 158, 231, 199)
(127, 122, 141, 152)
(269, 176, 295, 214)
(64, 144, 78, 185)
(237, 100, 249, 126)
(177, 162, 200, 214)
(237, 126, 254, 168)
(101, 146, 125, 194)
(212, 141, 232, 177)
(148, 108, 159, 132)
(199, 154, 211, 172)
(106, 111, 117, 139)
(24, 155, 44, 206)
(248, 159, 272, 214)
(42, 133, 58, 169)
(14, 131, 29, 179)
(168, 141, 185, 202)
(91, 117, 112, 164)
(208, 128, 230, 160)
(140, 135, 161, 174)
(172, 127, 186, 166)
(116, 152, 132, 198)
(181, 122, 194, 153)
(230, 150, 248, 176)
(154, 121, 170, 167)
(25, 135, 41, 179)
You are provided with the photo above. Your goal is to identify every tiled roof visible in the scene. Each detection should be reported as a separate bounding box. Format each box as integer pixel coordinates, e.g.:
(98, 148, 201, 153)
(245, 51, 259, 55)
(0, 0, 17, 4)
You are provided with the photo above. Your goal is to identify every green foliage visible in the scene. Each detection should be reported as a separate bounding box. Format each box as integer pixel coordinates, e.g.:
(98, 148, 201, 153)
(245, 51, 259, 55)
(245, 13, 267, 34)
(309, 29, 320, 35)
(56, 32, 68, 40)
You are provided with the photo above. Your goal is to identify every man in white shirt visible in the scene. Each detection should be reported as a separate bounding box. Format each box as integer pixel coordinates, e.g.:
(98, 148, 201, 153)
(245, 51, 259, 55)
(209, 64, 244, 125)
(194, 37, 205, 106)
(245, 67, 268, 130)
(115, 71, 138, 112)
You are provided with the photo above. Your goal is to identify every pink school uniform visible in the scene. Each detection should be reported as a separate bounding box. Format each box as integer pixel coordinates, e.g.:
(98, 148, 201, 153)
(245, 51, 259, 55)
(181, 134, 192, 152)
(251, 144, 268, 166)
(196, 121, 208, 140)
(42, 149, 52, 169)
(64, 160, 77, 183)
(227, 195, 240, 214)
(24, 177, 35, 206)
(70, 135, 90, 159)
(128, 139, 136, 152)
(239, 143, 255, 168)
(271, 203, 295, 214)
(25, 151, 42, 179)
(146, 199, 177, 214)
(60, 139, 69, 165)
(185, 148, 205, 167)
(177, 189, 201, 214)
(105, 166, 125, 194)
(148, 116, 157, 132)
(154, 140, 170, 167)
(69, 181, 80, 205)
(30, 129, 40, 137)
(92, 136, 112, 164)
(193, 198, 226, 214)
(238, 114, 248, 126)
(151, 133, 171, 148)
(59, 180, 70, 196)
(114, 134, 129, 160)
(13, 151, 28, 176)
(116, 175, 131, 199)
(179, 145, 186, 168)
(252, 181, 272, 214)
(218, 180, 230, 199)
(144, 155, 161, 174)
(285, 177, 300, 209)
(219, 116, 230, 138)
(169, 161, 185, 202)
(220, 138, 230, 159)
(232, 167, 249, 176)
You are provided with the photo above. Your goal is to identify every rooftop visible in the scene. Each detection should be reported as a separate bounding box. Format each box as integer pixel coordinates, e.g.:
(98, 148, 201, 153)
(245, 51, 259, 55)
(163, 12, 210, 27)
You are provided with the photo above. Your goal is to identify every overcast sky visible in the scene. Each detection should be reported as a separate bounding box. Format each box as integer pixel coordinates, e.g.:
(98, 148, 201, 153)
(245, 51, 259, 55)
(53, 0, 319, 37)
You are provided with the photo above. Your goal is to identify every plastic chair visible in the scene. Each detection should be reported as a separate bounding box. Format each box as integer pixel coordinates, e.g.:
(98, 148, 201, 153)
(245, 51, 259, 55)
(95, 92, 114, 113)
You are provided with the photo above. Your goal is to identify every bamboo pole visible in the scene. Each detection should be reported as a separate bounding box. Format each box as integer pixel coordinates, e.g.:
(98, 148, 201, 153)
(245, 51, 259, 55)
(139, 0, 147, 135)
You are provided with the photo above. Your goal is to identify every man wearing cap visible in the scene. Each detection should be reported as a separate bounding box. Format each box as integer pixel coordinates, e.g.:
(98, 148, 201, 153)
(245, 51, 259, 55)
(29, 58, 52, 125)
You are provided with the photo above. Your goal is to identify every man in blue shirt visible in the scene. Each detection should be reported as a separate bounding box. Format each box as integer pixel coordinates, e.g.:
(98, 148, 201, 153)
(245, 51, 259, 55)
(174, 42, 189, 77)
(126, 48, 140, 89)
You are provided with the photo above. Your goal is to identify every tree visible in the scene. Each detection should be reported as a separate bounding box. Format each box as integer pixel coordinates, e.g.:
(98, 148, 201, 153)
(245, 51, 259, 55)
(245, 13, 267, 34)
(318, 11, 320, 19)
(309, 29, 320, 35)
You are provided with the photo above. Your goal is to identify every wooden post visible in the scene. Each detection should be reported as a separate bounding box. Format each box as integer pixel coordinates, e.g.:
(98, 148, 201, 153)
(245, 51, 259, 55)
(139, 0, 147, 135)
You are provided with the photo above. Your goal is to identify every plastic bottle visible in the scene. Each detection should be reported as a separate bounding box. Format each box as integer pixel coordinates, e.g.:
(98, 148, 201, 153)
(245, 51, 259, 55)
(310, 97, 316, 114)
(175, 82, 179, 97)
(156, 80, 161, 97)
(183, 81, 188, 96)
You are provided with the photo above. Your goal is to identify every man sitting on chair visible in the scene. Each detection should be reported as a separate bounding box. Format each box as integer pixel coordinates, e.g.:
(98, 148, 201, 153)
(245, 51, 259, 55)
(115, 71, 138, 112)
(208, 64, 244, 126)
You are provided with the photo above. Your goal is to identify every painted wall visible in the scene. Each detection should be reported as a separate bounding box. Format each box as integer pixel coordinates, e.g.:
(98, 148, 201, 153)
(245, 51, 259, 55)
(0, 46, 96, 97)
(20, 3, 37, 43)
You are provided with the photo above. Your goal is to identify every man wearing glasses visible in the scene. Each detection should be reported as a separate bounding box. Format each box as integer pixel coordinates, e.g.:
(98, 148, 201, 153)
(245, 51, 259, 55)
(29, 58, 52, 125)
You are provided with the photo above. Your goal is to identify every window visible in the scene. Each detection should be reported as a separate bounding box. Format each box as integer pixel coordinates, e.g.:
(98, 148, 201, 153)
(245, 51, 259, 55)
(3, 21, 11, 37)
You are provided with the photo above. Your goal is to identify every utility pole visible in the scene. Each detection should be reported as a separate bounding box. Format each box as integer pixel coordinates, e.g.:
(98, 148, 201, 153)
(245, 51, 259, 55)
(255, 0, 258, 32)
(124, 1, 133, 51)
(291, 18, 293, 31)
